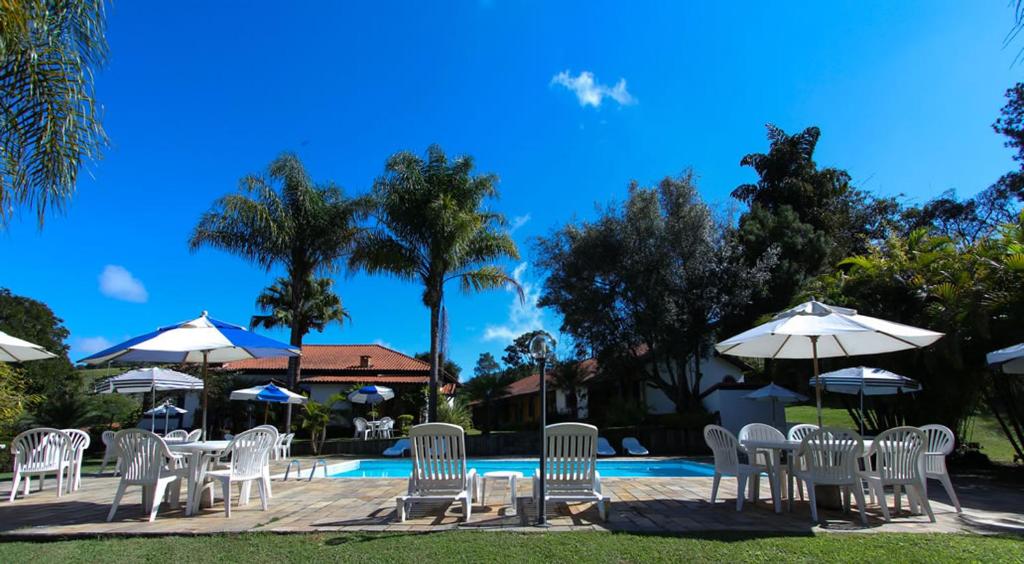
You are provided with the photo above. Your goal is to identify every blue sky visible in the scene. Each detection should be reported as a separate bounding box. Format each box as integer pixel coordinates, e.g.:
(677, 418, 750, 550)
(1, 1, 1019, 376)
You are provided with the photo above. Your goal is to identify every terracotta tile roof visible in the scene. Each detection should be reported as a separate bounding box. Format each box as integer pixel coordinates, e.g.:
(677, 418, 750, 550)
(300, 375, 429, 384)
(222, 344, 430, 373)
(479, 359, 599, 400)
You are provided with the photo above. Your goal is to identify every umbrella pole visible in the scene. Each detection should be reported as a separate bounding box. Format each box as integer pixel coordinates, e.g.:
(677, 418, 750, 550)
(264, 402, 269, 424)
(201, 351, 209, 440)
(811, 336, 822, 428)
(151, 385, 157, 433)
(286, 403, 292, 434)
(860, 378, 865, 436)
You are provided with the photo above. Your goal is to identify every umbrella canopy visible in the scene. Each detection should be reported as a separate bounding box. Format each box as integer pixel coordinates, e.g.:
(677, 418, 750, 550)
(987, 343, 1024, 374)
(716, 300, 942, 427)
(80, 311, 300, 438)
(230, 383, 307, 405)
(348, 385, 394, 405)
(0, 330, 58, 362)
(95, 367, 203, 394)
(745, 383, 807, 402)
(811, 366, 922, 396)
(144, 403, 188, 416)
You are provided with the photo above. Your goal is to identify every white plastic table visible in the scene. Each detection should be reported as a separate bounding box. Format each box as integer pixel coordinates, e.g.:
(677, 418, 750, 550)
(481, 471, 522, 515)
(169, 440, 229, 515)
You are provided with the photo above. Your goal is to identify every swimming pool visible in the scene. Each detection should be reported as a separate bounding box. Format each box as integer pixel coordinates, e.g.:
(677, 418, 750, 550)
(327, 458, 715, 478)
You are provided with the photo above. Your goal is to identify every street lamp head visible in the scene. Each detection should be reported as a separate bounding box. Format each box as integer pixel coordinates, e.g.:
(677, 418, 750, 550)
(528, 333, 556, 362)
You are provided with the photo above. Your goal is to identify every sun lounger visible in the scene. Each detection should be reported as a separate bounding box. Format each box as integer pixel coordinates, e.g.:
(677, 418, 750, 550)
(622, 436, 649, 456)
(597, 437, 616, 456)
(383, 438, 410, 457)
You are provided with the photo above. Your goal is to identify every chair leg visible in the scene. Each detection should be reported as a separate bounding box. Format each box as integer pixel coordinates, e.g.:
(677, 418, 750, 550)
(806, 481, 819, 523)
(240, 481, 251, 506)
(852, 483, 869, 527)
(463, 496, 472, 522)
(876, 484, 892, 522)
(256, 479, 269, 511)
(938, 474, 961, 513)
(915, 481, 935, 523)
(264, 467, 273, 499)
(8, 471, 21, 502)
(397, 498, 407, 522)
(735, 475, 747, 512)
(149, 482, 167, 522)
(894, 485, 902, 515)
(751, 474, 760, 504)
(107, 482, 127, 522)
(710, 473, 721, 504)
(222, 481, 232, 518)
(56, 469, 64, 498)
(168, 479, 182, 509)
(597, 498, 607, 522)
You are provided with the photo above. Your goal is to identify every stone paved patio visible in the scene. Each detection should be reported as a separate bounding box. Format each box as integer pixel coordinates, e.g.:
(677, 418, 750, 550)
(1, 457, 1020, 538)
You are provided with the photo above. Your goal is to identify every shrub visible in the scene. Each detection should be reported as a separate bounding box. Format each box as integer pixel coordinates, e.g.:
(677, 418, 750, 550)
(397, 414, 414, 435)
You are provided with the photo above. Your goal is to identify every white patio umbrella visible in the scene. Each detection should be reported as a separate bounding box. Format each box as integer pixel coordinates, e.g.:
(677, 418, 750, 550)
(716, 300, 943, 427)
(348, 385, 394, 418)
(230, 383, 307, 425)
(80, 311, 300, 438)
(144, 401, 188, 434)
(0, 330, 58, 362)
(987, 343, 1024, 374)
(96, 367, 203, 432)
(744, 383, 807, 429)
(811, 366, 922, 435)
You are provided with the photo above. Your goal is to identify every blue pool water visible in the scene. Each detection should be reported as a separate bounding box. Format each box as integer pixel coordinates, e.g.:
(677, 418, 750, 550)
(328, 458, 715, 478)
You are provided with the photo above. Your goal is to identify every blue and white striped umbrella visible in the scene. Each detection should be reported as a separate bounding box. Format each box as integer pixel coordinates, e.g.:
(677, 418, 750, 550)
(80, 311, 300, 438)
(230, 383, 307, 405)
(348, 385, 394, 405)
(144, 402, 189, 435)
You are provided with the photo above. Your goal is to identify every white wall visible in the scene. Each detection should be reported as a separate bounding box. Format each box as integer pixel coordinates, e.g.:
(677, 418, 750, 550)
(702, 388, 786, 435)
(643, 355, 746, 415)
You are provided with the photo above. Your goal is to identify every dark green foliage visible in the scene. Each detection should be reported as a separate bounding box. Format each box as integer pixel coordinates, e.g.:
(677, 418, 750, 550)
(396, 414, 414, 435)
(473, 352, 501, 378)
(414, 351, 462, 382)
(500, 330, 553, 373)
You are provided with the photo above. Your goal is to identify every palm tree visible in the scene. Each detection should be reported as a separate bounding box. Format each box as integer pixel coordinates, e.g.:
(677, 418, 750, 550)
(351, 145, 522, 422)
(250, 276, 350, 339)
(1, 0, 109, 227)
(190, 153, 367, 393)
(550, 359, 590, 420)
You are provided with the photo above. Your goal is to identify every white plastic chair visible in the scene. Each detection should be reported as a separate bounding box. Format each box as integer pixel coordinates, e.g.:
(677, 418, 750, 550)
(165, 429, 188, 441)
(786, 424, 818, 501)
(353, 417, 370, 440)
(919, 424, 961, 513)
(533, 422, 609, 521)
(379, 418, 395, 439)
(739, 423, 785, 465)
(795, 427, 868, 525)
(273, 433, 295, 460)
(704, 425, 770, 511)
(860, 426, 935, 522)
(61, 429, 91, 493)
(186, 429, 202, 442)
(107, 429, 187, 522)
(99, 430, 119, 475)
(201, 427, 277, 517)
(8, 428, 71, 502)
(397, 423, 477, 522)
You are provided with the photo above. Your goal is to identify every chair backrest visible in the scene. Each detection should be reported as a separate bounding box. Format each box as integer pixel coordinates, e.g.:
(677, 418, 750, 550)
(353, 417, 368, 432)
(380, 416, 393, 424)
(919, 424, 954, 475)
(704, 425, 741, 474)
(165, 429, 188, 440)
(114, 429, 175, 483)
(186, 429, 202, 441)
(739, 423, 785, 443)
(543, 422, 598, 487)
(61, 429, 91, 460)
(871, 426, 927, 483)
(409, 423, 468, 494)
(12, 428, 70, 472)
(787, 424, 818, 442)
(798, 427, 864, 484)
(225, 428, 277, 479)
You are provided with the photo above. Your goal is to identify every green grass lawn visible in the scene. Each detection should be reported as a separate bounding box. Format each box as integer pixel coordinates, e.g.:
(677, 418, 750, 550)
(0, 456, 105, 482)
(0, 532, 1019, 563)
(785, 406, 1018, 463)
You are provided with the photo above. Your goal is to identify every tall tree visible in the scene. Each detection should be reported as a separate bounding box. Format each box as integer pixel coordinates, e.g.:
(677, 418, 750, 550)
(414, 351, 462, 382)
(550, 359, 591, 420)
(352, 145, 522, 422)
(501, 330, 553, 375)
(537, 172, 773, 412)
(473, 352, 501, 378)
(250, 276, 350, 340)
(0, 0, 109, 227)
(190, 153, 367, 392)
(0, 288, 73, 397)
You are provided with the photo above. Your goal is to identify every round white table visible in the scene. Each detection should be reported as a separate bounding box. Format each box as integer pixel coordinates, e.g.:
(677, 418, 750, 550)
(169, 440, 230, 515)
(481, 471, 522, 515)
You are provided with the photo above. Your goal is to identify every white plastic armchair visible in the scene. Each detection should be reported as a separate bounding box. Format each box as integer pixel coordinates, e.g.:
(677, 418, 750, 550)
(860, 426, 935, 522)
(795, 427, 868, 525)
(107, 429, 187, 522)
(704, 425, 769, 512)
(379, 418, 395, 439)
(353, 417, 370, 440)
(739, 423, 784, 465)
(533, 422, 609, 521)
(186, 429, 202, 442)
(273, 433, 295, 460)
(397, 423, 477, 522)
(201, 427, 277, 517)
(165, 430, 189, 441)
(61, 429, 91, 493)
(99, 430, 119, 475)
(919, 424, 960, 513)
(786, 424, 818, 501)
(8, 428, 72, 502)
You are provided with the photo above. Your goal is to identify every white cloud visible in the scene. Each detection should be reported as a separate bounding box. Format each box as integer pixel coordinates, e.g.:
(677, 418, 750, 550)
(74, 336, 113, 355)
(550, 70, 636, 108)
(99, 265, 148, 303)
(509, 214, 531, 233)
(483, 262, 545, 342)
(372, 338, 394, 349)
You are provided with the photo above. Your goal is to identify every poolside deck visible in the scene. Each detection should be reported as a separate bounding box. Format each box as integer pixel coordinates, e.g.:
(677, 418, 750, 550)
(1, 457, 1020, 538)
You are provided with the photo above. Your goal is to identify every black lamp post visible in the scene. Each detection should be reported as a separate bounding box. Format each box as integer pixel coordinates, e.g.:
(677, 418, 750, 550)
(529, 333, 556, 526)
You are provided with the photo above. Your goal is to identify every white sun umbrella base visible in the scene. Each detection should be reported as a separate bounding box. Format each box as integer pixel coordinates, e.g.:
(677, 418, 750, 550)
(716, 300, 942, 427)
(0, 330, 58, 362)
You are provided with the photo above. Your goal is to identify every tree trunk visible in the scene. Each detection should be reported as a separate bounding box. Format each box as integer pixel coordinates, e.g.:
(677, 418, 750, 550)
(428, 302, 441, 423)
(567, 387, 578, 419)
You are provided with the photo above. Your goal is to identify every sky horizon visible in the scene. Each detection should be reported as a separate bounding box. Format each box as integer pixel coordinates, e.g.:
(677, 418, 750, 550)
(1, 1, 1020, 379)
